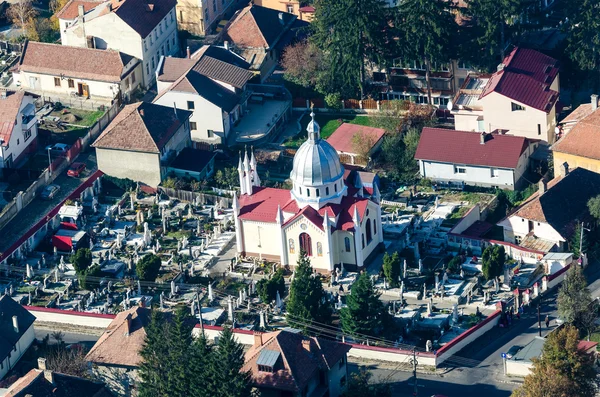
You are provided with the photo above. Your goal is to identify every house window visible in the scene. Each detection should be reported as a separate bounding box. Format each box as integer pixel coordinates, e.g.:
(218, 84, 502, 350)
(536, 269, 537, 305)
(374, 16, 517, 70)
(151, 56, 155, 70)
(317, 242, 323, 256)
(326, 187, 329, 195)
(511, 102, 525, 111)
(299, 233, 312, 256)
(24, 128, 31, 142)
(179, 10, 183, 20)
(344, 237, 351, 252)
(144, 39, 148, 51)
(16, 139, 19, 145)
(454, 166, 466, 174)
(366, 219, 372, 244)
(207, 130, 214, 138)
(132, 72, 136, 83)
(258, 365, 273, 373)
(287, 4, 293, 12)
(190, 122, 197, 130)
(187, 101, 195, 110)
(362, 235, 365, 249)
(307, 189, 310, 197)
(213, 0, 216, 12)
(167, 41, 170, 51)
(146, 63, 150, 75)
(68, 79, 74, 88)
(491, 168, 499, 178)
(172, 37, 175, 46)
(334, 183, 338, 192)
(289, 238, 295, 254)
(538, 124, 542, 135)
(54, 77, 61, 87)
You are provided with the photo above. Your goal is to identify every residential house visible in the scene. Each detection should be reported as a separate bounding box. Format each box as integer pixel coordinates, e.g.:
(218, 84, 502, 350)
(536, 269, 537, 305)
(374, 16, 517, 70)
(552, 95, 600, 173)
(498, 165, 600, 253)
(154, 44, 291, 145)
(55, 0, 103, 35)
(253, 0, 314, 21)
(0, 90, 38, 170)
(326, 123, 385, 166)
(0, 296, 36, 380)
(13, 41, 141, 103)
(85, 305, 151, 397)
(451, 47, 560, 143)
(3, 358, 111, 397)
(154, 45, 253, 143)
(176, 0, 243, 36)
(221, 4, 308, 81)
(414, 128, 540, 190)
(91, 102, 192, 187)
(59, 0, 179, 87)
(243, 330, 351, 397)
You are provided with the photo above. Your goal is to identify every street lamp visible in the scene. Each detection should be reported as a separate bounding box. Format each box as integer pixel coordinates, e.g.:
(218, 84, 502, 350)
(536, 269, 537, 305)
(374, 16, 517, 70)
(579, 221, 591, 265)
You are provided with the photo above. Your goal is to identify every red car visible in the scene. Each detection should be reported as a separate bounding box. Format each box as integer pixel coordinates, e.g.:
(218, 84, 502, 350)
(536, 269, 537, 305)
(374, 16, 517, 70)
(67, 162, 86, 177)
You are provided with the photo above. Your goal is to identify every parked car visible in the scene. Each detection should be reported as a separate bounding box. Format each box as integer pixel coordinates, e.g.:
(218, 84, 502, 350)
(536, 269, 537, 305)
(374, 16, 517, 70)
(505, 345, 522, 359)
(45, 143, 70, 154)
(40, 184, 60, 200)
(67, 162, 86, 177)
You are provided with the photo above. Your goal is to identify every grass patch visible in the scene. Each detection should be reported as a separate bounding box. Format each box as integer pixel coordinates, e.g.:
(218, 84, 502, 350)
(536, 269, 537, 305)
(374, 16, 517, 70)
(166, 230, 193, 240)
(448, 206, 470, 220)
(285, 114, 376, 148)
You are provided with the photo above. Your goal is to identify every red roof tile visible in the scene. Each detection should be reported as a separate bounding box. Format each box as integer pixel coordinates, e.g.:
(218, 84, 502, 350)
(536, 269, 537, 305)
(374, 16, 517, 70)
(326, 123, 385, 154)
(0, 91, 25, 145)
(239, 187, 294, 222)
(578, 340, 598, 352)
(55, 0, 103, 19)
(414, 127, 532, 169)
(282, 205, 324, 231)
(552, 107, 600, 159)
(480, 47, 559, 112)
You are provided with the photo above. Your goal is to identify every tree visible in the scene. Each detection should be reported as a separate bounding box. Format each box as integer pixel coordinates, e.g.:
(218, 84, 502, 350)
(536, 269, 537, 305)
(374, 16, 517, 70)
(382, 252, 401, 287)
(481, 245, 505, 281)
(570, 221, 589, 259)
(210, 327, 251, 396)
(512, 325, 597, 397)
(188, 333, 213, 397)
(139, 311, 171, 397)
(286, 250, 332, 331)
(351, 131, 376, 164)
(588, 195, 600, 220)
(136, 254, 162, 281)
(340, 272, 386, 338)
(6, 0, 37, 36)
(381, 127, 421, 184)
(281, 40, 328, 91)
(563, 0, 600, 80)
(393, 0, 457, 104)
(343, 368, 392, 397)
(71, 248, 92, 274)
(255, 268, 285, 304)
(165, 307, 194, 396)
(79, 264, 102, 290)
(45, 343, 88, 378)
(557, 265, 598, 338)
(311, 0, 389, 98)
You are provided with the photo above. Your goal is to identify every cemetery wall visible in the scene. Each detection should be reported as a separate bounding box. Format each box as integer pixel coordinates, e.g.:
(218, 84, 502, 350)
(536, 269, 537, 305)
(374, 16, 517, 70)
(25, 306, 116, 328)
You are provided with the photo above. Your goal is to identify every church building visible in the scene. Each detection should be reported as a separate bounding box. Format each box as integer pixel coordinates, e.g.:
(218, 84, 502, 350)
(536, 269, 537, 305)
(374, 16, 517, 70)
(232, 113, 383, 273)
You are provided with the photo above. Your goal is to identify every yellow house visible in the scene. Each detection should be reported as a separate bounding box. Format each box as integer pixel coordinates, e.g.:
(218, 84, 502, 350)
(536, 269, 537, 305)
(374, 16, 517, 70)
(552, 98, 600, 174)
(253, 0, 315, 21)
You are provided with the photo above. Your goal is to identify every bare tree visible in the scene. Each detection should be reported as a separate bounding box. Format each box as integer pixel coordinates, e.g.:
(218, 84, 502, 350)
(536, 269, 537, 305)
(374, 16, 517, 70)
(46, 345, 88, 377)
(351, 132, 376, 165)
(51, 330, 65, 345)
(7, 0, 38, 36)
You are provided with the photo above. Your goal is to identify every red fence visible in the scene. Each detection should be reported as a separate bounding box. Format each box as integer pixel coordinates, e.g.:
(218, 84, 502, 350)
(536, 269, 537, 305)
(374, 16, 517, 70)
(66, 138, 82, 161)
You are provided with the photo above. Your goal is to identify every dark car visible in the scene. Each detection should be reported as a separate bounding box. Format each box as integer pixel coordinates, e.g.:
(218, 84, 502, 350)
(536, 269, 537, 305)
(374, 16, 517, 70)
(506, 345, 522, 359)
(67, 162, 86, 177)
(40, 184, 60, 200)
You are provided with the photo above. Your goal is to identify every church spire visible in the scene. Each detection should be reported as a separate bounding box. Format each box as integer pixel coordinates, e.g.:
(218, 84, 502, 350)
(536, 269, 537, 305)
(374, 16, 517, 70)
(306, 111, 320, 142)
(237, 151, 246, 196)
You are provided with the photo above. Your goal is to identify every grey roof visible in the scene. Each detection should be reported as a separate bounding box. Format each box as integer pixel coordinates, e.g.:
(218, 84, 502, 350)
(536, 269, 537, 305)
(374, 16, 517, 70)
(542, 252, 573, 260)
(196, 45, 250, 69)
(169, 147, 216, 173)
(0, 296, 36, 361)
(170, 72, 240, 112)
(512, 336, 545, 362)
(256, 349, 280, 367)
(191, 56, 253, 89)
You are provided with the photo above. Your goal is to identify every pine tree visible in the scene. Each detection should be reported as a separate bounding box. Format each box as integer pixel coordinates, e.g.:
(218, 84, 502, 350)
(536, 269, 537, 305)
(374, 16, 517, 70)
(210, 327, 251, 397)
(286, 250, 332, 331)
(382, 252, 401, 287)
(481, 245, 505, 281)
(340, 272, 386, 338)
(165, 307, 194, 397)
(563, 0, 600, 78)
(138, 311, 170, 397)
(188, 332, 214, 397)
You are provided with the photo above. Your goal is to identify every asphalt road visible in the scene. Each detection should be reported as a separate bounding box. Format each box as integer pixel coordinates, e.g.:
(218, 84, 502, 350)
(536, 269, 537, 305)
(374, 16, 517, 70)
(34, 328, 101, 345)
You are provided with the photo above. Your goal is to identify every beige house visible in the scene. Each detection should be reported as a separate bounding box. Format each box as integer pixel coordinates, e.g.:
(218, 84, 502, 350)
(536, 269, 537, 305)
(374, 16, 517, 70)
(253, 0, 315, 21)
(234, 113, 383, 273)
(14, 41, 141, 102)
(176, 0, 242, 36)
(451, 47, 560, 143)
(92, 102, 192, 187)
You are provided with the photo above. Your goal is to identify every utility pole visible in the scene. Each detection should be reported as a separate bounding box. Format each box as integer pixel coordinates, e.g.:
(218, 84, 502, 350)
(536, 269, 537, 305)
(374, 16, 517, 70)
(411, 348, 419, 397)
(537, 299, 542, 337)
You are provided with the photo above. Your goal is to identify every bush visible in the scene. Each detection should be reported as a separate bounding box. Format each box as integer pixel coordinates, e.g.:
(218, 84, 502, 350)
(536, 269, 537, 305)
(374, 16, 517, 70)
(103, 175, 136, 192)
(79, 264, 102, 290)
(256, 269, 285, 303)
(70, 248, 92, 274)
(136, 254, 162, 281)
(325, 93, 342, 109)
(447, 255, 463, 274)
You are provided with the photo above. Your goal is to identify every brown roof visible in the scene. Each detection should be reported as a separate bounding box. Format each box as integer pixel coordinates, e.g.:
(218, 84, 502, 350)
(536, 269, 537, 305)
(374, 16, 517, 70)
(191, 56, 253, 89)
(85, 306, 151, 367)
(0, 90, 25, 145)
(92, 102, 192, 153)
(19, 41, 133, 83)
(157, 57, 196, 82)
(55, 0, 103, 19)
(561, 103, 594, 125)
(552, 107, 600, 160)
(225, 4, 296, 49)
(243, 330, 350, 392)
(4, 369, 111, 397)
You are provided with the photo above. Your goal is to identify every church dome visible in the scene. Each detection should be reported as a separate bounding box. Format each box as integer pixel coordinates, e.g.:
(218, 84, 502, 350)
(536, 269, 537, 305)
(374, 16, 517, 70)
(290, 113, 344, 186)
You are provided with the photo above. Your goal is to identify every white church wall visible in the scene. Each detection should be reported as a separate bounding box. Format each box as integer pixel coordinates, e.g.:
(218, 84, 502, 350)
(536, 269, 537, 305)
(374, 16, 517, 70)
(332, 230, 357, 266)
(240, 220, 281, 259)
(284, 216, 331, 272)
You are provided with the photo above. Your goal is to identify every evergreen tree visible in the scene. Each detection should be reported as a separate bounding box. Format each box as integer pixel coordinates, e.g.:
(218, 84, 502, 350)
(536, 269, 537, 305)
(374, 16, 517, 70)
(382, 252, 401, 287)
(563, 0, 600, 80)
(188, 332, 214, 397)
(481, 245, 505, 281)
(557, 265, 598, 338)
(136, 254, 162, 281)
(210, 327, 251, 397)
(138, 311, 171, 397)
(311, 0, 389, 98)
(256, 268, 285, 303)
(286, 250, 332, 331)
(70, 248, 92, 274)
(340, 272, 386, 338)
(165, 307, 194, 396)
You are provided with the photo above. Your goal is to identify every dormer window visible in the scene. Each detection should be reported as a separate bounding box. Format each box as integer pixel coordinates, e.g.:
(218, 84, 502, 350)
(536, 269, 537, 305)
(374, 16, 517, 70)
(258, 364, 273, 373)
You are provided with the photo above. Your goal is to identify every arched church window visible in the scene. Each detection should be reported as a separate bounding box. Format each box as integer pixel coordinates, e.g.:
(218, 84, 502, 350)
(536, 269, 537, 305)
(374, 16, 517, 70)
(316, 189, 320, 197)
(362, 235, 365, 249)
(334, 184, 338, 193)
(366, 219, 372, 244)
(374, 220, 377, 235)
(289, 238, 295, 254)
(317, 242, 323, 257)
(307, 189, 311, 197)
(300, 233, 312, 256)
(344, 237, 351, 252)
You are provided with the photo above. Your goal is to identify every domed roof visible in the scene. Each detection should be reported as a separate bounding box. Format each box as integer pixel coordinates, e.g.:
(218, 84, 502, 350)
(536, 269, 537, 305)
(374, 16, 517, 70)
(290, 113, 344, 186)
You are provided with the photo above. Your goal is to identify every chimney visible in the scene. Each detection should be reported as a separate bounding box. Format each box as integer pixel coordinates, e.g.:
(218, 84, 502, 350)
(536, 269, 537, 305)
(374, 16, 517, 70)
(538, 179, 547, 195)
(592, 94, 598, 111)
(78, 4, 85, 17)
(12, 315, 19, 334)
(480, 131, 486, 145)
(38, 357, 47, 370)
(302, 339, 311, 353)
(224, 41, 229, 50)
(559, 162, 569, 177)
(43, 370, 54, 385)
(497, 63, 505, 72)
(254, 332, 263, 347)
(186, 46, 191, 59)
(125, 313, 132, 336)
(139, 108, 145, 117)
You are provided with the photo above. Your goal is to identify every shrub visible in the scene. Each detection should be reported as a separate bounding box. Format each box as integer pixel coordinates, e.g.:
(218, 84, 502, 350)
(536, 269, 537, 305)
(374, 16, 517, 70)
(136, 254, 162, 281)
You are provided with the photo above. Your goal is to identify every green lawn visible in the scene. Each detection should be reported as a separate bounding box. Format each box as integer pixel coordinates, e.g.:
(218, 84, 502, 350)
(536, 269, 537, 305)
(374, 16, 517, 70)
(285, 114, 376, 148)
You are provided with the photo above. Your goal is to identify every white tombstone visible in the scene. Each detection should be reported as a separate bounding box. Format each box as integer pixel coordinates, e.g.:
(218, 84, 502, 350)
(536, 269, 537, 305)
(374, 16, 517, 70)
(403, 260, 408, 279)
(259, 310, 266, 328)
(227, 297, 234, 322)
(137, 280, 142, 296)
(276, 290, 283, 308)
(171, 280, 176, 296)
(208, 283, 214, 301)
(26, 264, 33, 279)
(418, 259, 423, 275)
(452, 304, 458, 323)
(442, 271, 448, 285)
(435, 273, 439, 289)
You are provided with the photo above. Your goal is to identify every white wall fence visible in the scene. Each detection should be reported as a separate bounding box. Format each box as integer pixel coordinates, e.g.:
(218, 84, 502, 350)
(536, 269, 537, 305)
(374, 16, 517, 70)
(25, 306, 116, 328)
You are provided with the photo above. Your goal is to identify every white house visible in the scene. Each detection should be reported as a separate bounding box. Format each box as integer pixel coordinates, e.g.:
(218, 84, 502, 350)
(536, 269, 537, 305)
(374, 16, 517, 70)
(451, 47, 560, 143)
(14, 41, 141, 102)
(59, 0, 179, 87)
(498, 165, 600, 253)
(414, 127, 539, 190)
(153, 45, 253, 144)
(91, 102, 192, 187)
(0, 296, 36, 380)
(0, 90, 38, 169)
